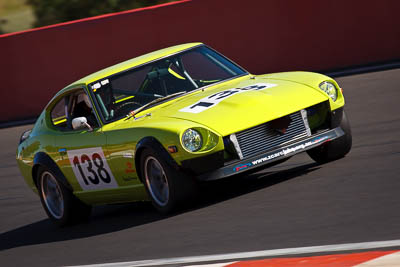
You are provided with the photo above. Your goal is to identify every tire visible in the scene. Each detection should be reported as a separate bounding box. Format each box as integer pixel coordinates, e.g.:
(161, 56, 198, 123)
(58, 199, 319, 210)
(140, 148, 197, 214)
(37, 166, 92, 227)
(307, 110, 352, 164)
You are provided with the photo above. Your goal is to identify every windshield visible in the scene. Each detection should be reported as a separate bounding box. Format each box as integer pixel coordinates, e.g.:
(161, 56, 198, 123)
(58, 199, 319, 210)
(89, 45, 247, 122)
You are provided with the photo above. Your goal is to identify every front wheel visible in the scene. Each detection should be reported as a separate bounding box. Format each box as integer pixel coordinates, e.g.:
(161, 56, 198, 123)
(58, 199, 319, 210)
(307, 110, 352, 164)
(37, 166, 91, 226)
(140, 149, 196, 214)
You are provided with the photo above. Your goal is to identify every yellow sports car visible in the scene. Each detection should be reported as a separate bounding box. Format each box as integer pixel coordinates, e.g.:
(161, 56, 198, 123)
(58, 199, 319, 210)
(16, 43, 352, 225)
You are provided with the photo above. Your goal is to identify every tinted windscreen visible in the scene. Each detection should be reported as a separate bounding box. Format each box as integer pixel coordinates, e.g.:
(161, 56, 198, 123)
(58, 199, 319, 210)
(90, 45, 247, 122)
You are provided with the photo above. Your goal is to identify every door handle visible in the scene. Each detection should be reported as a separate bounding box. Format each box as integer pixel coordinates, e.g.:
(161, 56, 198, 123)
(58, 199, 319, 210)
(59, 148, 67, 155)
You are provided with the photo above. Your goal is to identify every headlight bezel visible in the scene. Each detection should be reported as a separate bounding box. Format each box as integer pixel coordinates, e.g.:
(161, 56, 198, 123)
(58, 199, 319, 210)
(319, 81, 338, 102)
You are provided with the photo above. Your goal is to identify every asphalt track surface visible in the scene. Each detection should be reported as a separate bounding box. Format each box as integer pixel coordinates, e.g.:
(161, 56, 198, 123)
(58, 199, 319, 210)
(1, 69, 400, 266)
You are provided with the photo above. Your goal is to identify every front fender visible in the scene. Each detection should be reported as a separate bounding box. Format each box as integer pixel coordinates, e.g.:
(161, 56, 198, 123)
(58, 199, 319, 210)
(258, 71, 345, 111)
(135, 137, 180, 182)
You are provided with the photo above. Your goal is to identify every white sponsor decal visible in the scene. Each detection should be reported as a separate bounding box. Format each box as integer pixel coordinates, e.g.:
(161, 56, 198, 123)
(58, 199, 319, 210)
(251, 136, 329, 166)
(180, 83, 277, 113)
(123, 152, 133, 158)
(67, 147, 118, 190)
(92, 83, 101, 89)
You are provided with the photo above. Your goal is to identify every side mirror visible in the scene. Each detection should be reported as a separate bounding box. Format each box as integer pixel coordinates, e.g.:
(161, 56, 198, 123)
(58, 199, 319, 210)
(72, 117, 93, 131)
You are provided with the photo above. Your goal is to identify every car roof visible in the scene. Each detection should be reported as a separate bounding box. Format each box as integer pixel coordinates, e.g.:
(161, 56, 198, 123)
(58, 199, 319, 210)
(64, 42, 203, 89)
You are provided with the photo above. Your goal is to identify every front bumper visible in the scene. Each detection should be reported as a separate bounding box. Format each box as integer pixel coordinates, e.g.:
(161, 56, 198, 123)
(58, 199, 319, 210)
(197, 127, 344, 181)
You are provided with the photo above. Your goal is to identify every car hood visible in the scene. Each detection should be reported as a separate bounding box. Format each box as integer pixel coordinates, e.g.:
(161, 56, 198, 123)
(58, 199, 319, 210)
(152, 74, 329, 136)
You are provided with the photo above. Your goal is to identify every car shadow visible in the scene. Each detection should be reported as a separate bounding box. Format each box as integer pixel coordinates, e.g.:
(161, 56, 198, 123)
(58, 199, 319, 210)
(192, 162, 321, 209)
(0, 202, 163, 251)
(0, 162, 320, 251)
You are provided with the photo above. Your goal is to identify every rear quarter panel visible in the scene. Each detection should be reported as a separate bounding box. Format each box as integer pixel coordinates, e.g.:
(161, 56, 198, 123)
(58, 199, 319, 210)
(16, 111, 57, 194)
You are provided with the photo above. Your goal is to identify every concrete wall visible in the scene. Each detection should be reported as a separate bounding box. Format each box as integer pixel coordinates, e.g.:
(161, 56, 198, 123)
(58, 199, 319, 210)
(1, 0, 399, 122)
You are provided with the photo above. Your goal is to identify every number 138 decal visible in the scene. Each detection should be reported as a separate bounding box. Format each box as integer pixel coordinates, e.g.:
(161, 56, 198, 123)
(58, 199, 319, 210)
(67, 147, 118, 190)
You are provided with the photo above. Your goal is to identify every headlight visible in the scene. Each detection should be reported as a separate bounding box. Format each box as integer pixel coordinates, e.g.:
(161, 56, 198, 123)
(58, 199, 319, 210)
(319, 81, 338, 101)
(182, 129, 203, 152)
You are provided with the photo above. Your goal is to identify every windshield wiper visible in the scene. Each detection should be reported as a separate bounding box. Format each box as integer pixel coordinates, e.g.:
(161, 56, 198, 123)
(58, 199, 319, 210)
(126, 91, 187, 120)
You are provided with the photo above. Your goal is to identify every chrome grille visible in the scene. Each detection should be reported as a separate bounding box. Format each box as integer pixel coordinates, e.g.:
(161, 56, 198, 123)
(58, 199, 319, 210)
(235, 111, 310, 159)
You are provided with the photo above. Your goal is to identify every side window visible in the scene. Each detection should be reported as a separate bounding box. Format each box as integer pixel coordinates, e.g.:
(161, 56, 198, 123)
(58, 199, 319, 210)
(50, 89, 99, 131)
(70, 90, 99, 129)
(51, 97, 67, 129)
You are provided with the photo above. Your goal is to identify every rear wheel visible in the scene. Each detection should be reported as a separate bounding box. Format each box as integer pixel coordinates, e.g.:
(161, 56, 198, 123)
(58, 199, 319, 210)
(140, 148, 197, 214)
(37, 166, 91, 226)
(307, 110, 352, 163)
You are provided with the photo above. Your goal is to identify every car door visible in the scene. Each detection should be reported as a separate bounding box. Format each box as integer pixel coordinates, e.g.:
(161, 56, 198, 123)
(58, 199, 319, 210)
(51, 88, 120, 204)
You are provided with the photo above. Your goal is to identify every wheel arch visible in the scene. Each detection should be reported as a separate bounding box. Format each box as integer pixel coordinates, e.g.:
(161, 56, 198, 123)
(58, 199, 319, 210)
(32, 152, 73, 191)
(135, 137, 179, 183)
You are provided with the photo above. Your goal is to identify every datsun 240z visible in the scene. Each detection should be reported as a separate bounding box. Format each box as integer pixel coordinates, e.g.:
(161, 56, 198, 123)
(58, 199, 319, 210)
(16, 43, 352, 226)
